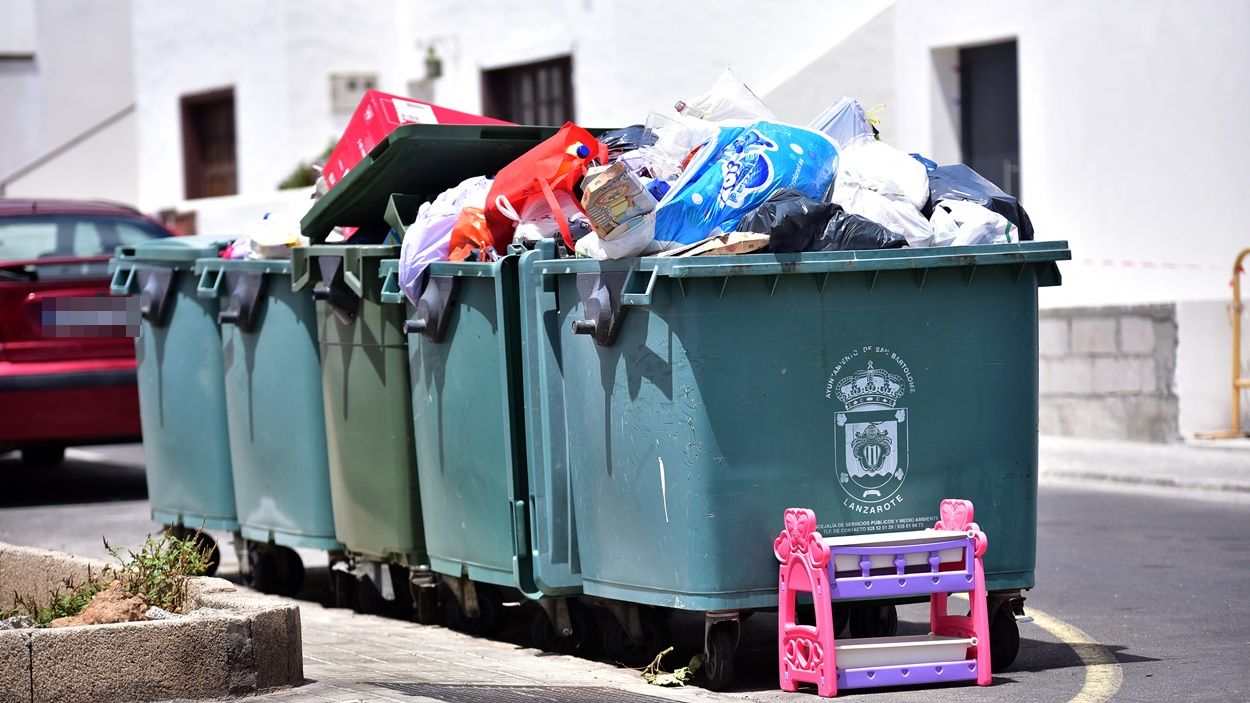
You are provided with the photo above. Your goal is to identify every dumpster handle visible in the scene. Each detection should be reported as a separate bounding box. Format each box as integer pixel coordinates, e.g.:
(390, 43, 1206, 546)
(136, 269, 176, 328)
(570, 270, 631, 346)
(109, 264, 136, 296)
(404, 274, 459, 343)
(312, 255, 360, 323)
(216, 272, 266, 332)
(196, 266, 225, 299)
(621, 267, 658, 307)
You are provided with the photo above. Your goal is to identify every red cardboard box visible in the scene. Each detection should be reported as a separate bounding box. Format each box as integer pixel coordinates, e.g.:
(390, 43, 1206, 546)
(323, 90, 512, 190)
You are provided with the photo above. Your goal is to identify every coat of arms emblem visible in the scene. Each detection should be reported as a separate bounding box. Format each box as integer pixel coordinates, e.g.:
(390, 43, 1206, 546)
(833, 361, 909, 504)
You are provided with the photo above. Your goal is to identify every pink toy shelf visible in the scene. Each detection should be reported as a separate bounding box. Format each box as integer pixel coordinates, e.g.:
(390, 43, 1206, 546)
(774, 499, 992, 697)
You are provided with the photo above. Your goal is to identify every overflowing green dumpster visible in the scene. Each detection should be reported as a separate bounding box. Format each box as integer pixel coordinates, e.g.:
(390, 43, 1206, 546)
(519, 241, 1069, 682)
(297, 123, 586, 622)
(195, 257, 342, 596)
(379, 249, 590, 652)
(110, 236, 238, 575)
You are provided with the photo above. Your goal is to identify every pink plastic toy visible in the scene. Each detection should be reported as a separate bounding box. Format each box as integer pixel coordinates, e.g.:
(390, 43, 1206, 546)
(774, 499, 992, 697)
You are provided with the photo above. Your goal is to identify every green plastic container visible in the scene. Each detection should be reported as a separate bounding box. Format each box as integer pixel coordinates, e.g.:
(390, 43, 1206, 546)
(378, 254, 580, 597)
(521, 241, 1070, 612)
(300, 124, 573, 244)
(291, 245, 423, 565)
(109, 236, 238, 533)
(195, 258, 341, 552)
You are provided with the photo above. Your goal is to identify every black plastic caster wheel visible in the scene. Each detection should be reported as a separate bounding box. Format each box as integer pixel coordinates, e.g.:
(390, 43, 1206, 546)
(355, 574, 384, 615)
(990, 603, 1021, 672)
(703, 620, 739, 692)
(602, 607, 670, 667)
(412, 583, 441, 625)
(441, 582, 505, 637)
(245, 545, 303, 597)
(530, 599, 598, 656)
(331, 569, 357, 609)
(848, 603, 898, 638)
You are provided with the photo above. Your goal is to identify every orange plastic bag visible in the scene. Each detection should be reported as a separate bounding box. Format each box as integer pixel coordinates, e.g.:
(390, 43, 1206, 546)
(484, 122, 605, 251)
(447, 207, 493, 262)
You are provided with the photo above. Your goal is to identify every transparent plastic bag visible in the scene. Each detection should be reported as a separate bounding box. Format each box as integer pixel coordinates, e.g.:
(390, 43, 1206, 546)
(807, 96, 875, 151)
(675, 68, 776, 123)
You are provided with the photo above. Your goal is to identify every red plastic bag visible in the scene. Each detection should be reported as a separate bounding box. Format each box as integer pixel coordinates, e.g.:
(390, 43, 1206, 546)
(447, 207, 493, 262)
(484, 122, 605, 251)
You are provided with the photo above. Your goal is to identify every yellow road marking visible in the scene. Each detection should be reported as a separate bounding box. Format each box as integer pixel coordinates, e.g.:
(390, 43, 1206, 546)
(948, 594, 1124, 702)
(1028, 605, 1123, 703)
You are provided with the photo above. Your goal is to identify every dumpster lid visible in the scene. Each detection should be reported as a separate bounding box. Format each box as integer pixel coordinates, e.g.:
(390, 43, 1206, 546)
(117, 235, 235, 263)
(300, 124, 607, 244)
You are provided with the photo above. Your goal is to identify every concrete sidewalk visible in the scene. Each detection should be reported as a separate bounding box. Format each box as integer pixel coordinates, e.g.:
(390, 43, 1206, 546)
(1039, 435, 1250, 503)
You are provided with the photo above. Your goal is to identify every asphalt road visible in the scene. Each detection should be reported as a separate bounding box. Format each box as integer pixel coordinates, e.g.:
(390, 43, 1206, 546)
(2, 443, 1248, 702)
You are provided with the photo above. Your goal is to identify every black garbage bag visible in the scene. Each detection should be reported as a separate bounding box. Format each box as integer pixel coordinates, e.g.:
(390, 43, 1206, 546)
(598, 125, 658, 158)
(815, 209, 907, 251)
(738, 189, 837, 253)
(926, 164, 1034, 240)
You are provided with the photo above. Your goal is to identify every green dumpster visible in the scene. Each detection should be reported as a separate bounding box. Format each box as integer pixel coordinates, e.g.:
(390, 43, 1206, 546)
(296, 123, 590, 621)
(109, 235, 238, 575)
(520, 241, 1070, 683)
(195, 257, 342, 596)
(379, 247, 589, 652)
(290, 244, 425, 615)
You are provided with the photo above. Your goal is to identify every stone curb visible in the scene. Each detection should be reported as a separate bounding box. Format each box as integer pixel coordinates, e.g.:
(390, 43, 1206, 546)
(0, 543, 302, 703)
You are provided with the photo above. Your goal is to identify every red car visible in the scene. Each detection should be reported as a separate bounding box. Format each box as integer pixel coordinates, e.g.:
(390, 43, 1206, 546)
(0, 199, 175, 466)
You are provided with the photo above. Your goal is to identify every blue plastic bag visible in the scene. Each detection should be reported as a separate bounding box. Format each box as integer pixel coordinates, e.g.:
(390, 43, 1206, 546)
(652, 122, 838, 249)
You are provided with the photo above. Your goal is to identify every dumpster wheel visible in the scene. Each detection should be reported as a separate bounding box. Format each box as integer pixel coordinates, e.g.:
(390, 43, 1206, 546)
(703, 618, 740, 692)
(530, 598, 598, 656)
(602, 606, 670, 668)
(990, 602, 1021, 672)
(244, 544, 304, 597)
(441, 581, 506, 637)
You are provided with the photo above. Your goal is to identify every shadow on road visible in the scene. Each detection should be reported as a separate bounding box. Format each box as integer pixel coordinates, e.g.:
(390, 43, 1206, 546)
(0, 451, 147, 507)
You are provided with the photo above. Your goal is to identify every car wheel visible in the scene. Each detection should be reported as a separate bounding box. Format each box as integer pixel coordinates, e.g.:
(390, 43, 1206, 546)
(21, 446, 65, 468)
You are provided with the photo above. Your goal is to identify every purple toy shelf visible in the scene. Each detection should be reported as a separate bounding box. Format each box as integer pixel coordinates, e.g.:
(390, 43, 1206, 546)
(774, 499, 993, 698)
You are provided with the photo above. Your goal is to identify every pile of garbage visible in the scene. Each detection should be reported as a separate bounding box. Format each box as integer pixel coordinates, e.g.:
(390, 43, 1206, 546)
(395, 70, 1033, 303)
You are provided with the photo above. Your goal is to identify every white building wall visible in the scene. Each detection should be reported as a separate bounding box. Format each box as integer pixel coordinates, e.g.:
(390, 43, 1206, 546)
(890, 0, 1250, 308)
(401, 0, 871, 127)
(0, 0, 136, 203)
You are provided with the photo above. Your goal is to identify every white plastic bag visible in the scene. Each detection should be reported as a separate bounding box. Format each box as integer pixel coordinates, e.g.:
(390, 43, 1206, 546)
(832, 186, 933, 248)
(575, 213, 656, 260)
(675, 68, 776, 123)
(929, 199, 1014, 247)
(834, 140, 929, 210)
(398, 176, 491, 304)
(829, 140, 933, 247)
(807, 96, 875, 152)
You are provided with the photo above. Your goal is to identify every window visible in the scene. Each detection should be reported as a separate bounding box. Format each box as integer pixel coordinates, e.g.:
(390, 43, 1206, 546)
(0, 216, 165, 261)
(330, 73, 378, 112)
(482, 56, 574, 125)
(959, 41, 1020, 197)
(181, 88, 238, 199)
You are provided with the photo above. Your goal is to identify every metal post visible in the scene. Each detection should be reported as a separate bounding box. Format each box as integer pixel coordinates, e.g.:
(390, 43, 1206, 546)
(1197, 247, 1250, 439)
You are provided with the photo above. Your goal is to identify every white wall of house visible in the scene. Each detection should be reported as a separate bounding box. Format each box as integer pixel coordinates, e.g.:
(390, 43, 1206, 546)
(0, 0, 137, 203)
(130, 0, 410, 210)
(401, 0, 866, 129)
(889, 0, 1250, 309)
